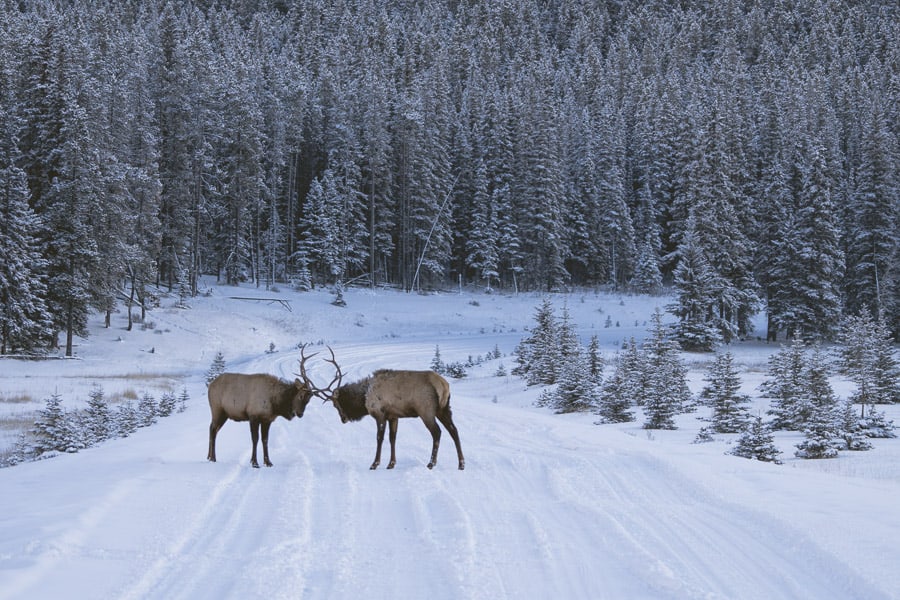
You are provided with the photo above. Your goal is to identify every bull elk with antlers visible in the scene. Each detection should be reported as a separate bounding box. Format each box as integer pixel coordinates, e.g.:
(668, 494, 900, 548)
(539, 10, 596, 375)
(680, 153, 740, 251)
(207, 346, 318, 468)
(307, 350, 465, 470)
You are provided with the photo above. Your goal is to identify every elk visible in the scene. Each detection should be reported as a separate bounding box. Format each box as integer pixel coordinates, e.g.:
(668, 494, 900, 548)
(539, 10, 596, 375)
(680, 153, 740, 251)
(207, 348, 316, 468)
(309, 354, 464, 470)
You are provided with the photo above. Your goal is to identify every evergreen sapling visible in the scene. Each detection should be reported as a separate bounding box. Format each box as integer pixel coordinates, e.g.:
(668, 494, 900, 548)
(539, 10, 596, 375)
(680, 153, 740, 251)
(730, 416, 782, 464)
(700, 352, 751, 433)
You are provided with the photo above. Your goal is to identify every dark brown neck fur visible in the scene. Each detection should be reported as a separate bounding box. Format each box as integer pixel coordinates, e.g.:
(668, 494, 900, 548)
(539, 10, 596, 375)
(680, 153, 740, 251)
(336, 379, 370, 422)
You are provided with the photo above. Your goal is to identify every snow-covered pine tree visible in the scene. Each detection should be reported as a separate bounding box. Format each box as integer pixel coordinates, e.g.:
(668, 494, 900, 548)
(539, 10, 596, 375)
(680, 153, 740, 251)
(158, 391, 177, 417)
(837, 309, 877, 405)
(30, 393, 68, 456)
(557, 304, 581, 363)
(545, 343, 600, 414)
(465, 156, 500, 290)
(642, 310, 691, 429)
(26, 19, 112, 358)
(514, 298, 559, 385)
(770, 143, 844, 340)
(206, 351, 226, 385)
(430, 345, 445, 374)
(870, 313, 900, 405)
(668, 217, 722, 352)
(844, 86, 899, 324)
(630, 235, 663, 295)
(795, 346, 840, 459)
(835, 398, 873, 451)
(861, 406, 896, 439)
(83, 385, 111, 446)
(138, 392, 157, 428)
(587, 334, 603, 386)
(761, 338, 810, 430)
(730, 416, 782, 464)
(596, 352, 635, 424)
(4, 432, 33, 466)
(700, 352, 751, 433)
(30, 393, 84, 456)
(293, 262, 312, 292)
(693, 426, 715, 444)
(177, 387, 190, 413)
(0, 60, 53, 355)
(837, 309, 900, 409)
(116, 400, 139, 437)
(620, 337, 645, 405)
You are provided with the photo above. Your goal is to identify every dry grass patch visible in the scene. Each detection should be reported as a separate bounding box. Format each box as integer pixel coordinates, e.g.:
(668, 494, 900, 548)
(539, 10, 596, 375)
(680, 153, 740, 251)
(0, 392, 35, 404)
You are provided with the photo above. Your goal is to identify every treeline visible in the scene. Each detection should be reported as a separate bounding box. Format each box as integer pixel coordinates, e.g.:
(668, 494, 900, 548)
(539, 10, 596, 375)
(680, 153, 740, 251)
(0, 0, 898, 355)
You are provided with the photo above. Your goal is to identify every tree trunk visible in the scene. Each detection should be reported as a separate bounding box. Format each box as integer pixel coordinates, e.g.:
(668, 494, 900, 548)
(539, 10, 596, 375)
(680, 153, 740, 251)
(65, 303, 74, 357)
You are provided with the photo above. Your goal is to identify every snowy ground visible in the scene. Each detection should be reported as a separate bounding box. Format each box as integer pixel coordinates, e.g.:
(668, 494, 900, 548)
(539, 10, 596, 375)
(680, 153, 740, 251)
(1, 279, 898, 600)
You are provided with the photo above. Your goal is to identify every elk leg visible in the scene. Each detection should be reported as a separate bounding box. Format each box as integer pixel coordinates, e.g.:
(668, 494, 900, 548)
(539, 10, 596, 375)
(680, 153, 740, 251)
(437, 407, 465, 470)
(372, 418, 386, 469)
(422, 416, 442, 469)
(387, 418, 399, 469)
(261, 421, 273, 467)
(249, 420, 261, 468)
(208, 414, 228, 462)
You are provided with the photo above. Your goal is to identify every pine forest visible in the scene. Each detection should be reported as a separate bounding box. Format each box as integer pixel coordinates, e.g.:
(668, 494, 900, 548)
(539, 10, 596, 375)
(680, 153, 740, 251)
(0, 0, 898, 356)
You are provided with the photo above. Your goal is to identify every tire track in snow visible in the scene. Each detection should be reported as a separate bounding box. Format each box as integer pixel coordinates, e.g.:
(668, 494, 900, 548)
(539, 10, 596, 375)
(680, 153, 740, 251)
(457, 402, 888, 600)
(527, 438, 885, 599)
(1, 477, 140, 600)
(117, 436, 315, 600)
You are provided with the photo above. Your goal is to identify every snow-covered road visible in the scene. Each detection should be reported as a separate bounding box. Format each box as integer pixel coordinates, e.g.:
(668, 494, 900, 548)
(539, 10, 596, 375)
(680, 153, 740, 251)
(1, 286, 897, 599)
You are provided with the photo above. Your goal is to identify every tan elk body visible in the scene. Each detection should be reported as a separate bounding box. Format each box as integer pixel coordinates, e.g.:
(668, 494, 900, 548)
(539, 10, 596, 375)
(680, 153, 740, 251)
(325, 369, 465, 470)
(207, 372, 312, 468)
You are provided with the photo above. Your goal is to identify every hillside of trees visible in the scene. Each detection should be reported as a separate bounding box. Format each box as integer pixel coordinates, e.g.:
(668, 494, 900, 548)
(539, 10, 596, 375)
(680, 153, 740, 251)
(0, 0, 897, 355)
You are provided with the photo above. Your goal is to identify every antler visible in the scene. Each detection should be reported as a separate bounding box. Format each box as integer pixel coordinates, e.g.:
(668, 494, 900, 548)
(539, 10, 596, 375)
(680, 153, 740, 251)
(298, 344, 342, 402)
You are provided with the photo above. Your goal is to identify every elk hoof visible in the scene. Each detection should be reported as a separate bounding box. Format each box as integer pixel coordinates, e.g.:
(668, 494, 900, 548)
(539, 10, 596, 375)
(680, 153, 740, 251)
(387, 462, 396, 469)
(427, 462, 435, 470)
(208, 456, 216, 463)
(265, 460, 274, 467)
(459, 462, 465, 470)
(370, 463, 379, 470)
(251, 461, 260, 468)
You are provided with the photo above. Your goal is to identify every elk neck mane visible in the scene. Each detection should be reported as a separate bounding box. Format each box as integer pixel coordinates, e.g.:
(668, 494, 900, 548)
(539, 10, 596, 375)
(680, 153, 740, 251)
(337, 378, 371, 422)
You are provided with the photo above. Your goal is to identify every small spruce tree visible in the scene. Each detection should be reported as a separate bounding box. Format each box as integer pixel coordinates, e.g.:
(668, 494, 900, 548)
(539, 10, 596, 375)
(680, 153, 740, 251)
(31, 393, 72, 456)
(430, 345, 445, 374)
(795, 346, 840, 459)
(870, 313, 900, 404)
(761, 338, 810, 430)
(835, 398, 873, 451)
(138, 392, 158, 427)
(588, 334, 603, 386)
(545, 345, 600, 413)
(116, 401, 139, 437)
(596, 353, 635, 423)
(642, 310, 690, 430)
(862, 406, 896, 438)
(83, 385, 111, 446)
(730, 416, 782, 464)
(158, 391, 177, 417)
(837, 309, 900, 410)
(514, 298, 559, 385)
(700, 353, 751, 433)
(178, 387, 190, 413)
(620, 338, 645, 405)
(206, 351, 226, 385)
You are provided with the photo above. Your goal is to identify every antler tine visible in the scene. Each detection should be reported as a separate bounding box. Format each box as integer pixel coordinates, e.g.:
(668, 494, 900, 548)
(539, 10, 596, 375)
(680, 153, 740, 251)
(321, 345, 343, 395)
(298, 343, 323, 391)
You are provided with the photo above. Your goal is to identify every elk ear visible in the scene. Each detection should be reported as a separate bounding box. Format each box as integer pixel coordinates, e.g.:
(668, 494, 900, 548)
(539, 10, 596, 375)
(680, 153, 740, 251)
(294, 378, 303, 389)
